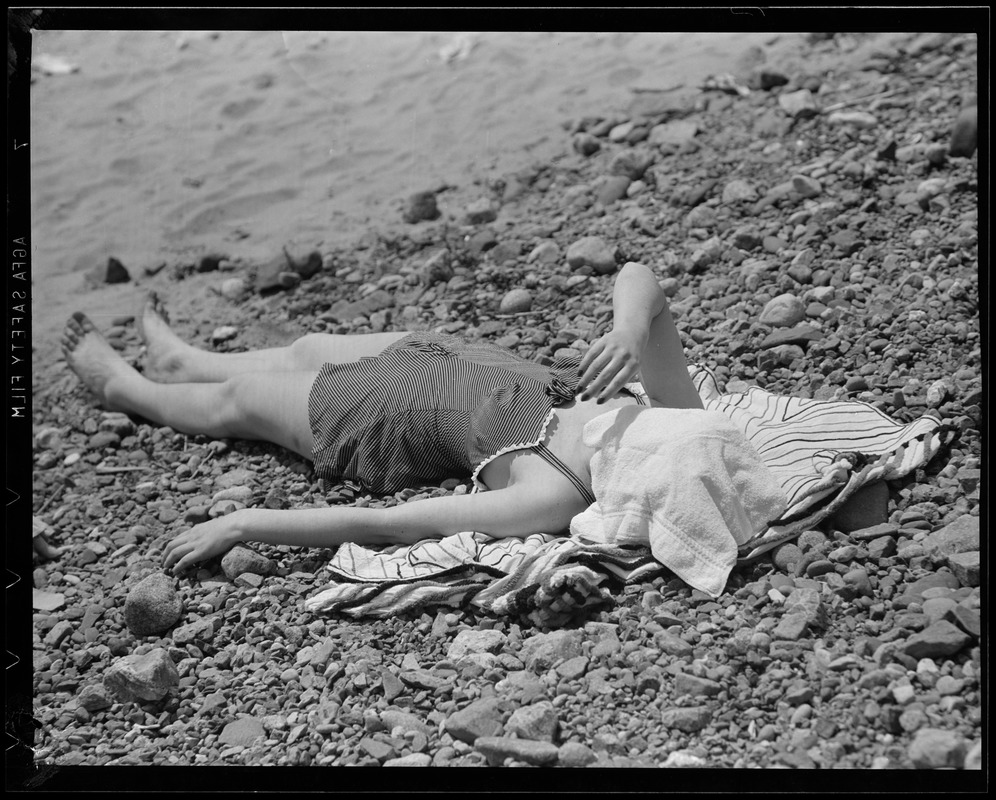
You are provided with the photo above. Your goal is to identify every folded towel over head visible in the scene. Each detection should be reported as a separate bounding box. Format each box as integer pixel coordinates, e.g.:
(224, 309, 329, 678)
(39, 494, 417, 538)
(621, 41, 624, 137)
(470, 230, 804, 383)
(570, 406, 788, 596)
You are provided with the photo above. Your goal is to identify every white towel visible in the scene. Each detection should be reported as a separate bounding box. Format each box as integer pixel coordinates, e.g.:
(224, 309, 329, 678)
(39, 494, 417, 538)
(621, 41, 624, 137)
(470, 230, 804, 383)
(569, 406, 788, 597)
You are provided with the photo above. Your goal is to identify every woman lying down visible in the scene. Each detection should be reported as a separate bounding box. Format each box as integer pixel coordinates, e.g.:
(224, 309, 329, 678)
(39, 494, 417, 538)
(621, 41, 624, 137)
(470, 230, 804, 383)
(62, 261, 785, 579)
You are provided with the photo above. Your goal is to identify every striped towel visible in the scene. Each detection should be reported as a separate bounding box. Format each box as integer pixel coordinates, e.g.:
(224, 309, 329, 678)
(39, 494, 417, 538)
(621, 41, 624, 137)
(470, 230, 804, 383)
(305, 367, 953, 621)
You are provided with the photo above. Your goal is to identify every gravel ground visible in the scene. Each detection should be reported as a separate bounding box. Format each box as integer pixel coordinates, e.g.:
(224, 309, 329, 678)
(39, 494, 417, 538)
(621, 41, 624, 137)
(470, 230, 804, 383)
(22, 31, 982, 784)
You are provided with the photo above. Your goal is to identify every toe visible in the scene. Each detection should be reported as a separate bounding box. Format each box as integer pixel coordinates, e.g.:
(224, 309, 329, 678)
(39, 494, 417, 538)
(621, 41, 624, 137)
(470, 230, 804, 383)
(67, 314, 86, 337)
(74, 311, 96, 332)
(148, 291, 169, 321)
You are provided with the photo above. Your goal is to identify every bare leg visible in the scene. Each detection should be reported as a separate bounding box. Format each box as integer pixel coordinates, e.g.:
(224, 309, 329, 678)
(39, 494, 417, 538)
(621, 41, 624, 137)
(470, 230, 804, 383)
(63, 313, 317, 459)
(140, 292, 407, 383)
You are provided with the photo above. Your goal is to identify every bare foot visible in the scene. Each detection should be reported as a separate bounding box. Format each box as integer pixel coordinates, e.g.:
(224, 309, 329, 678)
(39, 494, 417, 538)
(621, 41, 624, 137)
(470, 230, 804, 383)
(138, 292, 191, 382)
(61, 312, 138, 410)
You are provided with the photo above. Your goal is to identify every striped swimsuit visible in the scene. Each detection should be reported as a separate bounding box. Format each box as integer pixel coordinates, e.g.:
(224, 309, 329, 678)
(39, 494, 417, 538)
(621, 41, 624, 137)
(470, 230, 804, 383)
(307, 331, 643, 501)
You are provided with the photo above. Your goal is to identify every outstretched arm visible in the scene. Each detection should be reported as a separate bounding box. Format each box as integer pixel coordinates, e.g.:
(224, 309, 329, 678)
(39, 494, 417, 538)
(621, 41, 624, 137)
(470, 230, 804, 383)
(577, 261, 702, 409)
(162, 479, 583, 575)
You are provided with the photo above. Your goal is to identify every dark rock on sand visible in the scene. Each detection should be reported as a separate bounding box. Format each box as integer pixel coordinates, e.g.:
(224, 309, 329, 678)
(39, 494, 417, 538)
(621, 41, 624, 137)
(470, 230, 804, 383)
(195, 253, 226, 273)
(572, 133, 601, 156)
(403, 191, 441, 224)
(104, 257, 131, 284)
(753, 68, 789, 90)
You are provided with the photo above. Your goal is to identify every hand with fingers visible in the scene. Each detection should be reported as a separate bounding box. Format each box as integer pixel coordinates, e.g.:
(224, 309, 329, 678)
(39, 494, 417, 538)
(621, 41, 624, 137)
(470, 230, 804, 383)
(577, 327, 648, 404)
(162, 512, 246, 576)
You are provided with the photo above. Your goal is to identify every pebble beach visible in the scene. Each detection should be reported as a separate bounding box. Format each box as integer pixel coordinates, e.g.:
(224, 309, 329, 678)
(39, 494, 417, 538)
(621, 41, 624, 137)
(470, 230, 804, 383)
(18, 21, 983, 787)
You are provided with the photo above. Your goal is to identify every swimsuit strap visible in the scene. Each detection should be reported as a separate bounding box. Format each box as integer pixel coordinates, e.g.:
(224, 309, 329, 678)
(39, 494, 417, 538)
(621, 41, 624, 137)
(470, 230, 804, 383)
(529, 443, 596, 506)
(623, 385, 647, 405)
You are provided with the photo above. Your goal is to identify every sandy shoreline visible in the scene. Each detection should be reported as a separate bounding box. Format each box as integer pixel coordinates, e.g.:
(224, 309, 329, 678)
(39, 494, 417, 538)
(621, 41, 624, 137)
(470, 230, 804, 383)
(28, 28, 802, 365)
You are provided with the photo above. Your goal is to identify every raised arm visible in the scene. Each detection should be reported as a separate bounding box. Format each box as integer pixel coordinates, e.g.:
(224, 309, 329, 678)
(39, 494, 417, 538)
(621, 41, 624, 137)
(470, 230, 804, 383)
(578, 261, 702, 409)
(162, 479, 582, 575)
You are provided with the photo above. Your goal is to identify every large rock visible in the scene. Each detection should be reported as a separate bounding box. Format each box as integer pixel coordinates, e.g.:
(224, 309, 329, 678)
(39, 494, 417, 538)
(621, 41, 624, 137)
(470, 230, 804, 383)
(103, 648, 180, 702)
(572, 133, 601, 157)
(902, 620, 972, 660)
(447, 629, 508, 660)
(172, 616, 217, 646)
(403, 191, 440, 223)
(565, 236, 617, 275)
(219, 717, 266, 746)
(419, 249, 454, 287)
(947, 551, 980, 587)
(627, 88, 697, 119)
(505, 701, 558, 742)
(721, 179, 758, 204)
(921, 515, 979, 560)
(475, 736, 560, 766)
(792, 175, 822, 199)
(520, 629, 583, 671)
(284, 247, 323, 279)
(782, 587, 828, 631)
(674, 672, 723, 698)
(654, 631, 694, 658)
(103, 257, 131, 284)
(498, 289, 534, 315)
(221, 545, 275, 581)
(77, 683, 114, 712)
(757, 324, 822, 350)
(609, 149, 654, 180)
(660, 706, 712, 732)
(380, 708, 433, 737)
(949, 105, 978, 157)
(595, 175, 631, 205)
(464, 198, 498, 225)
(443, 697, 506, 744)
(648, 119, 698, 148)
(827, 111, 878, 129)
(123, 573, 183, 636)
(908, 728, 967, 769)
(255, 255, 298, 293)
(558, 741, 598, 767)
(778, 89, 818, 118)
(759, 294, 806, 327)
